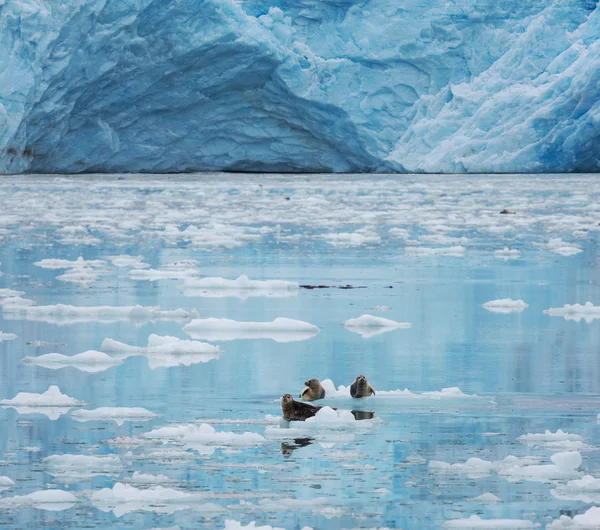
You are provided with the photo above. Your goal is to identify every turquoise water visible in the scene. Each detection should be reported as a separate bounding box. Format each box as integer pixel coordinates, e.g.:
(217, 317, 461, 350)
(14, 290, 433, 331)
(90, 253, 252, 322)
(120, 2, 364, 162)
(0, 174, 599, 529)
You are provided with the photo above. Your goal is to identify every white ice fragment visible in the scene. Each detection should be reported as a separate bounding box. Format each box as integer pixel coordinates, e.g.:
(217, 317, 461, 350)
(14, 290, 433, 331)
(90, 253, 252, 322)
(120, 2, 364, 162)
(369, 305, 391, 312)
(107, 255, 149, 268)
(470, 493, 502, 504)
(552, 475, 600, 504)
(0, 289, 24, 299)
(128, 268, 200, 281)
(22, 351, 122, 373)
(547, 238, 583, 257)
(547, 506, 600, 529)
(405, 246, 465, 257)
(0, 476, 14, 492)
(0, 385, 83, 420)
(494, 247, 521, 259)
(321, 230, 381, 248)
(482, 299, 528, 313)
(0, 332, 17, 342)
(1, 302, 199, 325)
(34, 257, 107, 269)
(343, 314, 411, 338)
(518, 430, 586, 449)
(71, 407, 158, 426)
(443, 515, 539, 528)
(183, 317, 319, 342)
(143, 423, 266, 453)
(544, 302, 600, 323)
(127, 472, 176, 485)
(91, 482, 225, 517)
(183, 275, 299, 298)
(43, 454, 122, 483)
(100, 334, 223, 368)
(0, 489, 77, 511)
(222, 521, 285, 530)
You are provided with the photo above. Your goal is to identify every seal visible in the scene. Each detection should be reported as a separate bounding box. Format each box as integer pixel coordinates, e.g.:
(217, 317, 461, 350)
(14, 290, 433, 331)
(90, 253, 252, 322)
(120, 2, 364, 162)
(299, 378, 326, 401)
(281, 393, 321, 421)
(350, 375, 376, 398)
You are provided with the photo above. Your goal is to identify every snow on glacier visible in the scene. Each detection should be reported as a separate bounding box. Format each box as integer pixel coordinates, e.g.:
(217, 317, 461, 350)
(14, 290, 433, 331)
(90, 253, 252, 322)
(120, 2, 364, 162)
(1, 1, 600, 173)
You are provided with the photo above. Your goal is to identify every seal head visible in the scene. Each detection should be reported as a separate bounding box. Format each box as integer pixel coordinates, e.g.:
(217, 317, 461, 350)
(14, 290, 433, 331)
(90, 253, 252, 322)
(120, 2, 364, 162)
(299, 378, 326, 401)
(281, 393, 322, 421)
(350, 374, 376, 398)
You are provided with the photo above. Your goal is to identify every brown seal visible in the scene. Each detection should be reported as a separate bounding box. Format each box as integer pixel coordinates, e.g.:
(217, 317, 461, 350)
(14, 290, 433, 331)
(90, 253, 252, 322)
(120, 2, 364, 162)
(350, 375, 376, 398)
(299, 378, 326, 401)
(281, 393, 322, 421)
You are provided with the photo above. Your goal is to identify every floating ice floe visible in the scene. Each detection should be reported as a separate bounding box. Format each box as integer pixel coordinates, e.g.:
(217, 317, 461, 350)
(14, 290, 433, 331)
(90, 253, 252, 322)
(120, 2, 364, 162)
(182, 275, 299, 298)
(544, 302, 600, 323)
(71, 407, 158, 426)
(0, 331, 17, 342)
(43, 454, 123, 484)
(56, 225, 101, 246)
(494, 247, 521, 260)
(0, 489, 77, 512)
(469, 493, 502, 504)
(547, 238, 583, 257)
(343, 314, 411, 338)
(0, 476, 14, 492)
(405, 246, 466, 257)
(143, 423, 266, 454)
(443, 515, 539, 528)
(22, 350, 123, 373)
(1, 385, 83, 420)
(552, 475, 600, 504)
(34, 257, 107, 269)
(100, 335, 223, 368)
(183, 317, 319, 343)
(430, 451, 582, 483)
(1, 300, 199, 325)
(106, 255, 149, 268)
(481, 299, 528, 313)
(91, 482, 226, 517)
(0, 289, 25, 299)
(320, 230, 381, 248)
(126, 472, 177, 486)
(517, 430, 587, 450)
(547, 506, 600, 529)
(128, 267, 200, 281)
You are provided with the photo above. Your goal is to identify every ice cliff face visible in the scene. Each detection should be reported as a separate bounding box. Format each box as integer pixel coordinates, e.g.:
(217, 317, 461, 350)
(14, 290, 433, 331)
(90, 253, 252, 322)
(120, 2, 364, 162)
(1, 0, 599, 174)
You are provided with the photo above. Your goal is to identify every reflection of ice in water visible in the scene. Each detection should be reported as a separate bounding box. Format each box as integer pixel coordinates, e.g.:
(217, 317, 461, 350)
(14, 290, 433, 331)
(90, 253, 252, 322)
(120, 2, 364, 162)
(544, 302, 600, 323)
(182, 275, 299, 299)
(22, 351, 123, 373)
(343, 314, 411, 338)
(0, 490, 77, 512)
(71, 406, 158, 426)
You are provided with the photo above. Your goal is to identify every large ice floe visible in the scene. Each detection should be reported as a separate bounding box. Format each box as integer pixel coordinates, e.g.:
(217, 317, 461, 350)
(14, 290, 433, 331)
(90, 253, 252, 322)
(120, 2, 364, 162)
(101, 335, 223, 368)
(0, 298, 199, 325)
(481, 299, 529, 314)
(343, 315, 411, 338)
(2, 1, 600, 173)
(517, 430, 588, 451)
(183, 318, 319, 342)
(544, 303, 600, 323)
(182, 275, 299, 298)
(0, 489, 77, 512)
(42, 454, 123, 484)
(1, 385, 83, 420)
(547, 507, 600, 529)
(443, 515, 539, 528)
(552, 475, 600, 504)
(22, 350, 123, 373)
(71, 407, 158, 426)
(429, 451, 582, 483)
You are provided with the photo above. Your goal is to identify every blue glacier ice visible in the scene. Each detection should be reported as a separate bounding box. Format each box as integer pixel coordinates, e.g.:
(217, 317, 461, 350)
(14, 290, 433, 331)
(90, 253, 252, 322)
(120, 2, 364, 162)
(1, 0, 599, 173)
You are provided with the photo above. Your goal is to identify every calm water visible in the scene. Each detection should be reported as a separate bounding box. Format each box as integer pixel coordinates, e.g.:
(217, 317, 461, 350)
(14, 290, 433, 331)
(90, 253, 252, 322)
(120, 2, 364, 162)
(0, 174, 599, 529)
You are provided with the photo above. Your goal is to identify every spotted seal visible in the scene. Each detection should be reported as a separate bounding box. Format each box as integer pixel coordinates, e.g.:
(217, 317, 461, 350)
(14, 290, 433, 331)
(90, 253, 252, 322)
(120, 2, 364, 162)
(281, 393, 321, 421)
(299, 378, 326, 401)
(350, 375, 376, 398)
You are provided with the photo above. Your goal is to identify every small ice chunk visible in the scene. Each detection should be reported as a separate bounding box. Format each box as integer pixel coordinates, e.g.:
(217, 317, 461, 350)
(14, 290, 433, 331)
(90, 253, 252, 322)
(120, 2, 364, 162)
(107, 255, 149, 268)
(22, 351, 123, 373)
(518, 430, 586, 449)
(71, 407, 158, 426)
(183, 317, 319, 342)
(544, 302, 600, 323)
(1, 386, 83, 420)
(33, 257, 107, 269)
(443, 515, 539, 528)
(0, 331, 17, 342)
(406, 246, 465, 257)
(482, 299, 528, 313)
(547, 238, 583, 257)
(0, 289, 25, 299)
(0, 476, 14, 491)
(127, 472, 175, 485)
(494, 247, 521, 260)
(43, 454, 122, 483)
(183, 275, 299, 298)
(369, 305, 391, 312)
(547, 506, 600, 529)
(343, 314, 411, 338)
(552, 474, 600, 504)
(100, 334, 223, 368)
(0, 489, 77, 511)
(470, 493, 502, 504)
(129, 268, 200, 281)
(321, 230, 381, 248)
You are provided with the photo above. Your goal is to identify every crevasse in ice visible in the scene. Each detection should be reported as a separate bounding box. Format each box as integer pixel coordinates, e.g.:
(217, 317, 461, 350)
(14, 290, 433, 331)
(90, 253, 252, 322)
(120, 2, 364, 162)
(1, 0, 599, 173)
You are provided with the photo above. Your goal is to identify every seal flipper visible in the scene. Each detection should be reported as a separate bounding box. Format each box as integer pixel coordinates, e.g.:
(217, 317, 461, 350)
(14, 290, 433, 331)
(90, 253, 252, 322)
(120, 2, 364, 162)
(369, 385, 376, 396)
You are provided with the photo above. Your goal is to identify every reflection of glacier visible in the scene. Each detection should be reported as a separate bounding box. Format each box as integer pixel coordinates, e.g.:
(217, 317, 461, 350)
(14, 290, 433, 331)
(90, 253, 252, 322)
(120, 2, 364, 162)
(1, 1, 600, 173)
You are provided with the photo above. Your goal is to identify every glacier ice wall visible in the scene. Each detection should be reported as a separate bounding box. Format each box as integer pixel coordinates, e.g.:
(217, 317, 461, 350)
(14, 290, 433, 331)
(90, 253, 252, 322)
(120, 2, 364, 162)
(0, 0, 599, 173)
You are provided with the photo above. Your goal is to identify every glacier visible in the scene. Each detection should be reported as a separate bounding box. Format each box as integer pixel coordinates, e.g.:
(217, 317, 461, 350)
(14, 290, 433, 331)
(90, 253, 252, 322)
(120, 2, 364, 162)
(1, 0, 599, 173)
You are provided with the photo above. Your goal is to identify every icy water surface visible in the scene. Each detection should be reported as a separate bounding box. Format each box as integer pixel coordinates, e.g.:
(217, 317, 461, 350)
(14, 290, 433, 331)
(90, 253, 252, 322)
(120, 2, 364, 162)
(0, 174, 599, 530)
